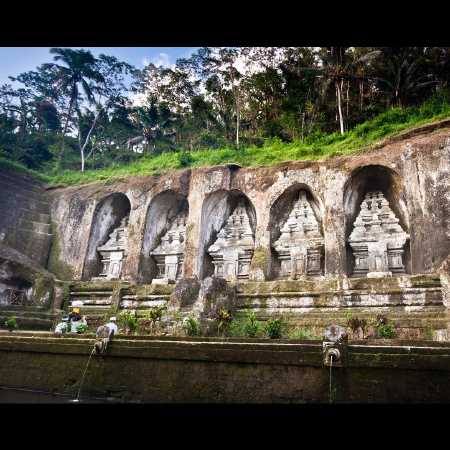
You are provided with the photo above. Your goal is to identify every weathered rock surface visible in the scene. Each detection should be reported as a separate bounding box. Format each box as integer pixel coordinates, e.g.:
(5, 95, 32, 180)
(168, 277, 200, 310)
(0, 169, 52, 267)
(46, 123, 450, 283)
(193, 276, 236, 318)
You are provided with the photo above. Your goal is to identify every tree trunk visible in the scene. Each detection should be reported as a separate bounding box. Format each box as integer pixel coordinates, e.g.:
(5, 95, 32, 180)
(301, 112, 305, 142)
(79, 105, 105, 172)
(60, 89, 76, 165)
(235, 88, 240, 148)
(346, 79, 350, 121)
(336, 80, 345, 135)
(359, 80, 363, 111)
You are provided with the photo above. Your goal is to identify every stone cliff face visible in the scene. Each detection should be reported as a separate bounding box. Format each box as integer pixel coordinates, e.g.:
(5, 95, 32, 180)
(0, 169, 52, 267)
(0, 122, 449, 336)
(47, 125, 450, 283)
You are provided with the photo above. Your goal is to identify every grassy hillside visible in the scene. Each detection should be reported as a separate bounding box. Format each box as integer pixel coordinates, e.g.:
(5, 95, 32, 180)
(3, 92, 450, 187)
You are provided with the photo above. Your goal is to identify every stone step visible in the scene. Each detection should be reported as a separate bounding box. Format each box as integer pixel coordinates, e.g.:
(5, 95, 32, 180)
(0, 170, 45, 191)
(70, 291, 113, 297)
(121, 294, 171, 300)
(0, 310, 56, 331)
(0, 184, 46, 206)
(0, 196, 50, 215)
(70, 298, 112, 306)
(120, 299, 168, 310)
(19, 209, 51, 225)
(18, 219, 52, 234)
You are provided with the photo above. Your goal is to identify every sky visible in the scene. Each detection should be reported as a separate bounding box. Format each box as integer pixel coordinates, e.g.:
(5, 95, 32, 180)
(0, 47, 199, 85)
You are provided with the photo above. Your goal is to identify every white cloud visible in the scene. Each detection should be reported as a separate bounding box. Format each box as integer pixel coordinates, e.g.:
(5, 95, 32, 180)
(152, 52, 173, 68)
(141, 52, 175, 69)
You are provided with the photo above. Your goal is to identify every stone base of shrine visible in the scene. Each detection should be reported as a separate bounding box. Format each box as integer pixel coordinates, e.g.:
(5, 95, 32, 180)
(235, 273, 450, 340)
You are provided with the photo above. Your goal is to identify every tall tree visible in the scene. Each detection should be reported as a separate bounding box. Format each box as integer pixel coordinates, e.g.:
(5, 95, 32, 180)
(43, 48, 104, 164)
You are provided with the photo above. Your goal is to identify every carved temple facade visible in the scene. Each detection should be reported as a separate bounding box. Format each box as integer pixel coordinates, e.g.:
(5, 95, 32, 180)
(348, 191, 410, 278)
(89, 191, 411, 282)
(150, 211, 187, 284)
(207, 203, 255, 281)
(96, 217, 129, 280)
(273, 190, 324, 279)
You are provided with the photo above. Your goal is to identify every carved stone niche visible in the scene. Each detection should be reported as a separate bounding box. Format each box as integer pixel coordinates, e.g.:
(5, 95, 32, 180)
(150, 211, 187, 284)
(273, 190, 324, 279)
(348, 191, 409, 278)
(208, 203, 255, 282)
(95, 216, 129, 280)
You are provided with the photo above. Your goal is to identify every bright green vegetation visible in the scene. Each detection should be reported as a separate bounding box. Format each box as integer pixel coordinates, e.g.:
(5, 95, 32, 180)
(41, 92, 450, 187)
(182, 316, 200, 337)
(4, 316, 18, 331)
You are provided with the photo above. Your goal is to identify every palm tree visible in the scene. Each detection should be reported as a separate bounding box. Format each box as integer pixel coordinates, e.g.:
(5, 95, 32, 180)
(44, 48, 104, 163)
(130, 101, 177, 154)
(371, 48, 437, 108)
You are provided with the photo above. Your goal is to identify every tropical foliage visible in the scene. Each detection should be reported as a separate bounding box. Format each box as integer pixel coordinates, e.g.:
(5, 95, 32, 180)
(1, 47, 449, 178)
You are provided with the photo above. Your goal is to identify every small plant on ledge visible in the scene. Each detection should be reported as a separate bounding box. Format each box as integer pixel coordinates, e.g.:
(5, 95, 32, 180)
(243, 311, 262, 338)
(374, 315, 397, 339)
(265, 318, 283, 339)
(117, 310, 138, 335)
(76, 323, 88, 334)
(183, 316, 200, 337)
(215, 309, 234, 337)
(4, 317, 18, 332)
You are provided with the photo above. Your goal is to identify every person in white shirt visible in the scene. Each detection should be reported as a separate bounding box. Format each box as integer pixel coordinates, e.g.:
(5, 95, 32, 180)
(94, 317, 118, 354)
(105, 317, 118, 336)
(54, 317, 69, 336)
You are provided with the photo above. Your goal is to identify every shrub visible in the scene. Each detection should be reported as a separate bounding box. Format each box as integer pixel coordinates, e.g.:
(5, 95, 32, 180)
(117, 310, 138, 335)
(4, 317, 18, 331)
(243, 311, 262, 338)
(147, 306, 166, 324)
(136, 306, 167, 335)
(76, 323, 88, 334)
(265, 318, 283, 339)
(377, 323, 397, 339)
(215, 309, 234, 336)
(183, 316, 200, 337)
(178, 152, 194, 168)
(373, 315, 397, 339)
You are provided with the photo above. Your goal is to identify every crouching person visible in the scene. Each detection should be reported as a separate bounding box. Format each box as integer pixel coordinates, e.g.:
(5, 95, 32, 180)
(54, 317, 69, 336)
(69, 307, 88, 333)
(94, 317, 118, 354)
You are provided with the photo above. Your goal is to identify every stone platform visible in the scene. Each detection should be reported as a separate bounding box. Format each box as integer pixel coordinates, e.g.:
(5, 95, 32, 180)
(235, 274, 449, 339)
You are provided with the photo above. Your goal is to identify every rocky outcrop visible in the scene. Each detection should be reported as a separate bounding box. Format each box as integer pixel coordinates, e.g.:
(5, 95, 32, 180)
(193, 276, 236, 318)
(168, 277, 200, 309)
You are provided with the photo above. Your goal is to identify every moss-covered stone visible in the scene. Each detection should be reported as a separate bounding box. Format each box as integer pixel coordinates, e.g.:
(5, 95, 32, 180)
(31, 274, 54, 308)
(248, 246, 271, 281)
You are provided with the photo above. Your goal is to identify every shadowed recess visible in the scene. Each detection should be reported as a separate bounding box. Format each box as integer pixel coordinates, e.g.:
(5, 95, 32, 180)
(198, 189, 257, 280)
(82, 193, 131, 280)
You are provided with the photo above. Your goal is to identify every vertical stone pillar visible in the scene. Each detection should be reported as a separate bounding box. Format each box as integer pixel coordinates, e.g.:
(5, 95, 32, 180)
(121, 190, 147, 283)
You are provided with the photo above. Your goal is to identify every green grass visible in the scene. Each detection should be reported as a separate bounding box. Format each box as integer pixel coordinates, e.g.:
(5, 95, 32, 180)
(5, 92, 450, 187)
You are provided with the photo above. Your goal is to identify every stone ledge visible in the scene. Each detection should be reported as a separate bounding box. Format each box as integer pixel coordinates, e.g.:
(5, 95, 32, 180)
(1, 334, 450, 371)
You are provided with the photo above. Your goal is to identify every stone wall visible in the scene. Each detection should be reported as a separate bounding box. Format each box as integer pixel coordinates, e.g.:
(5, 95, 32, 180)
(48, 124, 450, 283)
(1, 333, 450, 403)
(0, 169, 52, 267)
